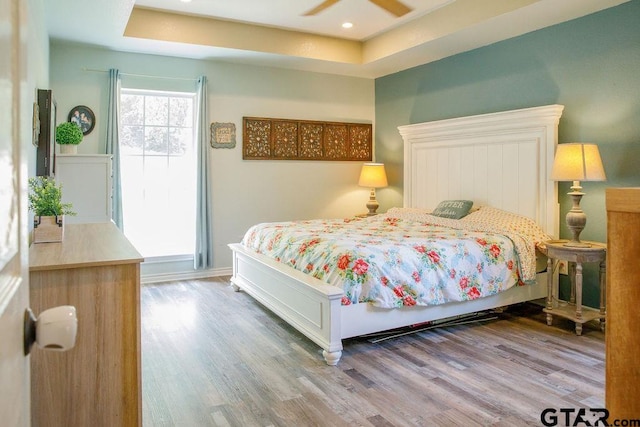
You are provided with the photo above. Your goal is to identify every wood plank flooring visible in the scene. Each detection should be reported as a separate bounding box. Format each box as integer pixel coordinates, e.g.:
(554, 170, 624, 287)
(141, 277, 605, 427)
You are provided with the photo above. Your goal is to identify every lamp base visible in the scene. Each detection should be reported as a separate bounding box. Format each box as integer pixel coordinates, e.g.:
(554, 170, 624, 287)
(365, 188, 379, 215)
(564, 186, 589, 247)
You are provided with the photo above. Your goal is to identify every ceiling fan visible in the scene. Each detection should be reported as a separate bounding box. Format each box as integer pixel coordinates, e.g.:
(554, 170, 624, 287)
(303, 0, 413, 17)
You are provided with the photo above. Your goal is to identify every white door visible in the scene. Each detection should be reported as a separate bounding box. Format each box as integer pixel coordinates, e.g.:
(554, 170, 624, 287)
(0, 0, 31, 425)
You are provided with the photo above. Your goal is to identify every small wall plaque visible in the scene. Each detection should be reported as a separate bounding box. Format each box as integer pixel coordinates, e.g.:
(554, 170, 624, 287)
(210, 122, 236, 148)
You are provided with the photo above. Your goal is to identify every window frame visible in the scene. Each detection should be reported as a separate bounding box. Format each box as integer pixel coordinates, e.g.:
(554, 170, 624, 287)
(119, 87, 198, 260)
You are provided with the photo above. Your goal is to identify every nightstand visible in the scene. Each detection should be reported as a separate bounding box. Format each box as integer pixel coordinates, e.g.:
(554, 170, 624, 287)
(543, 240, 606, 335)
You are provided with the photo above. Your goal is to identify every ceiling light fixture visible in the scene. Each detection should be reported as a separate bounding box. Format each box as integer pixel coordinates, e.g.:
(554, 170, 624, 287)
(342, 22, 353, 29)
(304, 0, 412, 17)
(180, 0, 192, 3)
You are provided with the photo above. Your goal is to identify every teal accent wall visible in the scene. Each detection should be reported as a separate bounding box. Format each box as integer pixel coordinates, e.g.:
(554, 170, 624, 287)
(375, 1, 640, 307)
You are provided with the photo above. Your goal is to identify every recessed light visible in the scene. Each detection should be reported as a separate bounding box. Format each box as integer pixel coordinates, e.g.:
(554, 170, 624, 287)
(180, 0, 192, 3)
(342, 22, 353, 29)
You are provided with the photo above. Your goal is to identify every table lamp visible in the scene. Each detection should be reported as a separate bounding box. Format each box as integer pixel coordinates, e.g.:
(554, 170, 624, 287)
(358, 163, 388, 216)
(550, 143, 606, 247)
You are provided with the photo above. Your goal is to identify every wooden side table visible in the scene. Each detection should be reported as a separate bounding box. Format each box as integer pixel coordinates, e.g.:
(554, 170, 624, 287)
(543, 240, 606, 335)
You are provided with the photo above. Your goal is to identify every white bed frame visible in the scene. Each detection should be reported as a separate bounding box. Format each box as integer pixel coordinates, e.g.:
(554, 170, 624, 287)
(229, 104, 564, 365)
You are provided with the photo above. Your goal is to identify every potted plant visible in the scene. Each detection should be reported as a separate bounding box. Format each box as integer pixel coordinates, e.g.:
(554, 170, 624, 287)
(29, 176, 76, 243)
(56, 121, 83, 154)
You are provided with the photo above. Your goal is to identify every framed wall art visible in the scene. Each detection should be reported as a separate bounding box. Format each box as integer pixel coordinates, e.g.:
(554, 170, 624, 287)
(68, 105, 95, 135)
(242, 116, 372, 161)
(210, 122, 236, 148)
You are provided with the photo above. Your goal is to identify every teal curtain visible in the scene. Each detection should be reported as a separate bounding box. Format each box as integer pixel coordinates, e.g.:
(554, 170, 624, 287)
(194, 76, 213, 269)
(106, 69, 123, 229)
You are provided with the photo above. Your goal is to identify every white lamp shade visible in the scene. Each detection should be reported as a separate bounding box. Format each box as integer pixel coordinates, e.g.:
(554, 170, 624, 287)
(358, 163, 388, 188)
(551, 143, 606, 182)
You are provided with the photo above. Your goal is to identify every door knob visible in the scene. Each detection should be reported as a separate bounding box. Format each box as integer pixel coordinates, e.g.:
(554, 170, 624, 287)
(24, 306, 77, 355)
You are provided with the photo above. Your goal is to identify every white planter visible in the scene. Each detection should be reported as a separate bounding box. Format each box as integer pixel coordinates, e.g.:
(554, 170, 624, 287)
(60, 144, 78, 154)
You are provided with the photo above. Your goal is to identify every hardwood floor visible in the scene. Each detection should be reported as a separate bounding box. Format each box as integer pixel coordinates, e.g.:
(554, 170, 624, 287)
(141, 277, 605, 427)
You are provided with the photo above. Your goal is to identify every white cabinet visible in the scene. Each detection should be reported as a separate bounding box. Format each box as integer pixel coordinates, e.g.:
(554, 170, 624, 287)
(55, 154, 113, 224)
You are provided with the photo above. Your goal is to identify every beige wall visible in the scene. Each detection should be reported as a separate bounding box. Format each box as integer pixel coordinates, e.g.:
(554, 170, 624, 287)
(49, 43, 376, 273)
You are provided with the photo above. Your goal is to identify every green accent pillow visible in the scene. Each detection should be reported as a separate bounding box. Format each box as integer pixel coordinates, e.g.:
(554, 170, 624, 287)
(431, 200, 474, 219)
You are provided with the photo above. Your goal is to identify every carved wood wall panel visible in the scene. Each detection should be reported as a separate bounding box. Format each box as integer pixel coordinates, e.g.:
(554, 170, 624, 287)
(324, 124, 348, 159)
(243, 119, 271, 158)
(243, 117, 372, 161)
(273, 120, 298, 158)
(349, 125, 372, 160)
(299, 123, 323, 159)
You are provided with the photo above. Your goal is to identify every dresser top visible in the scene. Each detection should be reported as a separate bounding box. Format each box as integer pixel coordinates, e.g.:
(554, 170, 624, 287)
(607, 187, 640, 213)
(29, 222, 143, 271)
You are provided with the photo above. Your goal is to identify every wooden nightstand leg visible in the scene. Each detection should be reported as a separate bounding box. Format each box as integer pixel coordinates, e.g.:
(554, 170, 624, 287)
(569, 261, 576, 305)
(599, 260, 606, 331)
(575, 262, 583, 336)
(546, 257, 554, 326)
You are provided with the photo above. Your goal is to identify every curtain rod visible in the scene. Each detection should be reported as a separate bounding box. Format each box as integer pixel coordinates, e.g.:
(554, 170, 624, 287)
(82, 68, 198, 82)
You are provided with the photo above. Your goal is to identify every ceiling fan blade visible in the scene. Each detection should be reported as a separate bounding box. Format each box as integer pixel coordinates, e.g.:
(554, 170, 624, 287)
(368, 0, 413, 17)
(302, 0, 342, 16)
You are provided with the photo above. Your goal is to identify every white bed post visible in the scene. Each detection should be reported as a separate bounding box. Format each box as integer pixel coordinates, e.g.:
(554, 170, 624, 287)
(228, 243, 345, 365)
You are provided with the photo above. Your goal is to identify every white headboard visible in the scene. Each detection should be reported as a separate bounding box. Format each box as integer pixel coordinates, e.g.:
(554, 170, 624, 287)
(398, 104, 564, 238)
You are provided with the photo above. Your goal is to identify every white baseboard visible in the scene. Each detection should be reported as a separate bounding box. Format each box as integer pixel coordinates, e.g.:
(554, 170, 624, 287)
(141, 267, 232, 285)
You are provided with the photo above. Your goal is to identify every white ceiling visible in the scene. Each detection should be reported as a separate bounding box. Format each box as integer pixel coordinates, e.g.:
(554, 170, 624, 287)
(134, 0, 456, 40)
(45, 0, 629, 78)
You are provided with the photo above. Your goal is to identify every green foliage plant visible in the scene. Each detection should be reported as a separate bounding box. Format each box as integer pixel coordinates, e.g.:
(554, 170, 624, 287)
(55, 122, 83, 145)
(28, 176, 76, 216)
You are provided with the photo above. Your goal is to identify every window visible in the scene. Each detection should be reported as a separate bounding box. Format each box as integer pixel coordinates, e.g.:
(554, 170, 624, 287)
(120, 89, 196, 258)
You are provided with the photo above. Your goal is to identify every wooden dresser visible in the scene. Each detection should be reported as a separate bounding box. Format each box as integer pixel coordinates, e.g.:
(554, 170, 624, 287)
(29, 223, 143, 427)
(605, 188, 640, 420)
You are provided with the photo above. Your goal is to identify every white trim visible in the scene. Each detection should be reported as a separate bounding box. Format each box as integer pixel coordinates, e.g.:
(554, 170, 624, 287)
(120, 89, 197, 260)
(0, 275, 21, 315)
(142, 267, 232, 285)
(142, 254, 194, 264)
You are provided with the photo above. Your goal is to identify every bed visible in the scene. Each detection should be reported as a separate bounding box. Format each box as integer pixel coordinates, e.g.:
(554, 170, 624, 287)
(229, 104, 565, 365)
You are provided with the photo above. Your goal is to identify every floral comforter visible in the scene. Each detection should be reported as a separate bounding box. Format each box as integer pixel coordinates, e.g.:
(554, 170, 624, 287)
(241, 207, 551, 309)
